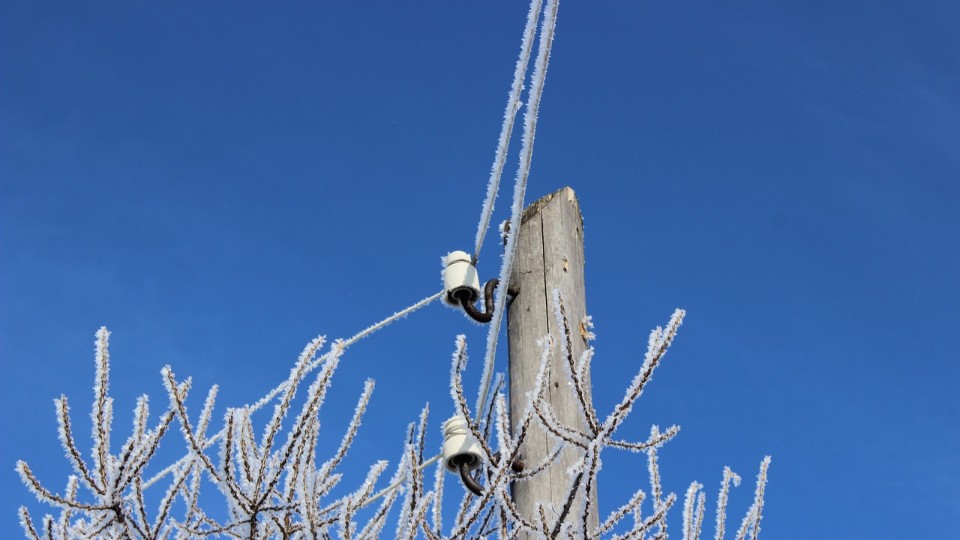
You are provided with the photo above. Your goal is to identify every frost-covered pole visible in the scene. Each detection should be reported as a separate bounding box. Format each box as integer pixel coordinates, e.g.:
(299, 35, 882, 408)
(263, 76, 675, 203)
(507, 186, 598, 533)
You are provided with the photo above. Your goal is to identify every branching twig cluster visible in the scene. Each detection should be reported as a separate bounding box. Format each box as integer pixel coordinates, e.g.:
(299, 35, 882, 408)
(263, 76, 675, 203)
(414, 292, 770, 539)
(17, 330, 401, 539)
(18, 299, 770, 539)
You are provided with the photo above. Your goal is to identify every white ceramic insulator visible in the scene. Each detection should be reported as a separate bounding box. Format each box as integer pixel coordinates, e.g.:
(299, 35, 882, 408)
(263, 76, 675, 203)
(441, 415, 482, 473)
(442, 250, 480, 307)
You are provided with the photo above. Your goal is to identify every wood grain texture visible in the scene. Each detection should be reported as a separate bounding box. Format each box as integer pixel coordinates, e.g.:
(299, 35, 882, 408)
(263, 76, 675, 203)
(508, 187, 597, 533)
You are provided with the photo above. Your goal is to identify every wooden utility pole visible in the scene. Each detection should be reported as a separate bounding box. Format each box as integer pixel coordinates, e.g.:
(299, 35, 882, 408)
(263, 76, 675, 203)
(508, 187, 598, 533)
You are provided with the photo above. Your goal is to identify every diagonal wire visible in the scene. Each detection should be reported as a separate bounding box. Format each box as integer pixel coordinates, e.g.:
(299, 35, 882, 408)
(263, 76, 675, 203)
(475, 0, 560, 421)
(472, 0, 544, 263)
(142, 290, 444, 489)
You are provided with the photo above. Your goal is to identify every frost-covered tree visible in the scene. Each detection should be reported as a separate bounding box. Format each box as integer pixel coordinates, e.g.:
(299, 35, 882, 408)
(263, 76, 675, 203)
(16, 311, 770, 539)
(16, 0, 770, 538)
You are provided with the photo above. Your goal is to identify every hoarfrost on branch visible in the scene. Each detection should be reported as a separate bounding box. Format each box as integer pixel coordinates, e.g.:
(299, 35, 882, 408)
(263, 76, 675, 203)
(18, 303, 770, 539)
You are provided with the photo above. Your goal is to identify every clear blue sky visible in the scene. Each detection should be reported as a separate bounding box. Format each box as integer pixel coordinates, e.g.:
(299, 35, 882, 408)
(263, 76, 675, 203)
(2, 2, 958, 537)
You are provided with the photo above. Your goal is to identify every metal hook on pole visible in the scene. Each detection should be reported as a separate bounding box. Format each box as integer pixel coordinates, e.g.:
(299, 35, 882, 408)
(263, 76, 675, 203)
(453, 451, 524, 497)
(456, 458, 484, 496)
(443, 251, 516, 323)
(454, 279, 499, 323)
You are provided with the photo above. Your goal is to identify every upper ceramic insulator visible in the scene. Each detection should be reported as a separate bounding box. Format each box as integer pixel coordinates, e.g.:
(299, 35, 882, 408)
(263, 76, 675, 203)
(442, 251, 481, 307)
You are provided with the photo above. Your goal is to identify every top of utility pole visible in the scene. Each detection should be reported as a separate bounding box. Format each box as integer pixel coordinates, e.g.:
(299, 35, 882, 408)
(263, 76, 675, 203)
(519, 186, 582, 226)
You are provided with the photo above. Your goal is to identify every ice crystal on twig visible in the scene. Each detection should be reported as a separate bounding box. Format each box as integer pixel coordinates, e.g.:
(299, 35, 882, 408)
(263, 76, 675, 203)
(17, 305, 770, 539)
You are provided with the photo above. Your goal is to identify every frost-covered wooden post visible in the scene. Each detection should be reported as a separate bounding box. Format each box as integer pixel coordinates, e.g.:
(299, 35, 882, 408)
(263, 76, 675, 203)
(508, 186, 599, 532)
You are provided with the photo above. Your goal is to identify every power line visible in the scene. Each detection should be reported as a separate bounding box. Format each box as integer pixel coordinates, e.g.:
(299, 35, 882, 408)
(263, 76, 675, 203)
(143, 290, 444, 490)
(475, 0, 559, 422)
(472, 0, 543, 263)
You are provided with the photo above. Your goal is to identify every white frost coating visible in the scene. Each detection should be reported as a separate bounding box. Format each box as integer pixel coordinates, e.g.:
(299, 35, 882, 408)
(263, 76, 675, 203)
(683, 481, 703, 540)
(598, 309, 685, 440)
(250, 290, 443, 417)
(473, 0, 543, 260)
(217, 409, 246, 514)
(476, 0, 560, 419)
(360, 453, 442, 510)
(259, 336, 325, 452)
(695, 491, 707, 540)
(394, 443, 416, 539)
(59, 475, 78, 536)
(524, 334, 554, 424)
(111, 396, 148, 490)
(647, 425, 663, 506)
(449, 338, 554, 540)
(19, 308, 771, 539)
(639, 425, 676, 540)
(715, 466, 741, 540)
(341, 460, 389, 537)
(196, 384, 219, 440)
(265, 346, 345, 489)
(318, 378, 375, 482)
(91, 327, 111, 496)
(493, 393, 511, 462)
(54, 397, 94, 496)
(448, 335, 470, 419)
(736, 456, 771, 540)
(431, 455, 445, 533)
(143, 290, 442, 490)
(18, 507, 39, 540)
(340, 290, 444, 350)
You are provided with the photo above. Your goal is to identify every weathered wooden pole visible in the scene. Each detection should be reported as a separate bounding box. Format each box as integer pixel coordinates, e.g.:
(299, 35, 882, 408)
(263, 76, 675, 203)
(508, 187, 598, 533)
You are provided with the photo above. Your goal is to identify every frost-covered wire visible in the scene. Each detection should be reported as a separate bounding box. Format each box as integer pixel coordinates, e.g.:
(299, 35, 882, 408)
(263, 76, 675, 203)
(360, 454, 442, 510)
(476, 0, 560, 420)
(472, 0, 543, 261)
(143, 289, 443, 490)
(249, 289, 442, 416)
(249, 289, 443, 416)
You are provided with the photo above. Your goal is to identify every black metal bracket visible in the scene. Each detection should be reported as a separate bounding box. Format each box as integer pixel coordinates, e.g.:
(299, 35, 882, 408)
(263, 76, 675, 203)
(457, 460, 484, 496)
(455, 279, 499, 323)
(454, 452, 524, 497)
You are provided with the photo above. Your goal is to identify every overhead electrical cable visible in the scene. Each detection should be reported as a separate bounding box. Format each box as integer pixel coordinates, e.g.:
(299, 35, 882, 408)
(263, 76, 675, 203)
(475, 0, 559, 421)
(144, 0, 558, 503)
(143, 290, 444, 489)
(472, 0, 543, 263)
